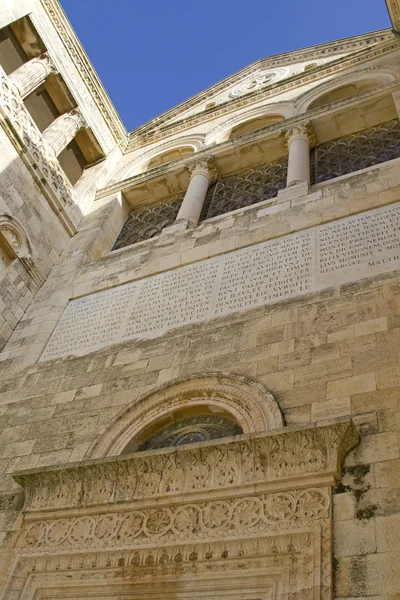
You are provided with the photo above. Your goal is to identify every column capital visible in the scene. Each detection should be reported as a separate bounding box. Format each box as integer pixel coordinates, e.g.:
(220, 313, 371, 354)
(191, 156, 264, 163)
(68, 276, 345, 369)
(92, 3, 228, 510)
(284, 121, 316, 148)
(186, 155, 218, 183)
(68, 108, 88, 130)
(33, 52, 58, 75)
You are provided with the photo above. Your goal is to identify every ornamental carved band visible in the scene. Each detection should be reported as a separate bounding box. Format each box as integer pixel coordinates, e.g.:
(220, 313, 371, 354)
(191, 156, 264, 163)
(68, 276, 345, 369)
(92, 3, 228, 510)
(0, 65, 77, 216)
(11, 418, 358, 600)
(16, 419, 357, 511)
(24, 488, 329, 551)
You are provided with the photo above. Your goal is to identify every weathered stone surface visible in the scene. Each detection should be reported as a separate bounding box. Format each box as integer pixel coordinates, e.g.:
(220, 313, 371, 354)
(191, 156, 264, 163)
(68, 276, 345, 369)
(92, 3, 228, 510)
(41, 203, 400, 361)
(0, 6, 399, 600)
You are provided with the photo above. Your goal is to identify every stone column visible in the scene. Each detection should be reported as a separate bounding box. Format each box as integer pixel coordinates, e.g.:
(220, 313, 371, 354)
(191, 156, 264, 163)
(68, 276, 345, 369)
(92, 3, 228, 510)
(42, 109, 87, 157)
(8, 53, 57, 99)
(176, 157, 216, 227)
(285, 122, 315, 187)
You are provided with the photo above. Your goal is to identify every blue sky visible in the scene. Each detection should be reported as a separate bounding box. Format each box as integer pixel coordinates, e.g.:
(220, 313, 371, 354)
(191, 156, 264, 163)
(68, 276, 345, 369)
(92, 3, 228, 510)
(59, 0, 391, 132)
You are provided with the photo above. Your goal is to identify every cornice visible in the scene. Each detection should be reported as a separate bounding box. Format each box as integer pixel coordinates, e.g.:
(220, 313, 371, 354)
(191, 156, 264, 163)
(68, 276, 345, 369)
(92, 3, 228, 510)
(126, 33, 398, 151)
(40, 0, 127, 144)
(14, 419, 358, 514)
(96, 77, 400, 201)
(386, 0, 400, 31)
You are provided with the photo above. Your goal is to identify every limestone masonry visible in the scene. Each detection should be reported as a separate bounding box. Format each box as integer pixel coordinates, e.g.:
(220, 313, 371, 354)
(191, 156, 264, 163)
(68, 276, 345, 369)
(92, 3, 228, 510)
(0, 1, 400, 599)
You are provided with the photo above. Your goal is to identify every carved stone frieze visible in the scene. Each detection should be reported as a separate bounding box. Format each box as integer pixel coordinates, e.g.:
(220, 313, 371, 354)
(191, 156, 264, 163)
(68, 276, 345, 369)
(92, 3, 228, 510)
(23, 487, 329, 552)
(15, 419, 358, 513)
(8, 416, 357, 600)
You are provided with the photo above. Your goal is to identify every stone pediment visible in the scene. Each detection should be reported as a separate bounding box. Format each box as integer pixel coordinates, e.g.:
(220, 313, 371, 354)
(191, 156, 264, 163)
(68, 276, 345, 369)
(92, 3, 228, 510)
(127, 30, 396, 148)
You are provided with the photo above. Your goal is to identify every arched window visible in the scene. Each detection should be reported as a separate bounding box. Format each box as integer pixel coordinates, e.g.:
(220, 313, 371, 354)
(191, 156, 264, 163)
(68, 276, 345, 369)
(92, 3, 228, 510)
(88, 374, 283, 459)
(123, 410, 244, 454)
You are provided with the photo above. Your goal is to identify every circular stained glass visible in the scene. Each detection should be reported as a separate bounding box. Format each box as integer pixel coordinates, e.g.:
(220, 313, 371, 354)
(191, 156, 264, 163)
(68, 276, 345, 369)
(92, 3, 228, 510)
(137, 415, 243, 452)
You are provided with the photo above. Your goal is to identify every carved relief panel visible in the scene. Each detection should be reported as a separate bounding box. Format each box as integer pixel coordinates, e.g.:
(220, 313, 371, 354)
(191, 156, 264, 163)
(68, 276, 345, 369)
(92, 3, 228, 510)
(5, 418, 358, 600)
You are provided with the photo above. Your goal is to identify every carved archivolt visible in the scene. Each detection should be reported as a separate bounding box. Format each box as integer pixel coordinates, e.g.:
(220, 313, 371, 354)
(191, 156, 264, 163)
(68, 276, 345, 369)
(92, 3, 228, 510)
(0, 215, 43, 286)
(295, 66, 399, 113)
(204, 102, 295, 146)
(112, 134, 206, 182)
(88, 373, 284, 458)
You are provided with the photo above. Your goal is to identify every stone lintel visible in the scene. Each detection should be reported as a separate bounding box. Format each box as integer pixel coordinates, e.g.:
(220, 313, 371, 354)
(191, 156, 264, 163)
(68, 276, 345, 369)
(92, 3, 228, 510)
(15, 418, 358, 515)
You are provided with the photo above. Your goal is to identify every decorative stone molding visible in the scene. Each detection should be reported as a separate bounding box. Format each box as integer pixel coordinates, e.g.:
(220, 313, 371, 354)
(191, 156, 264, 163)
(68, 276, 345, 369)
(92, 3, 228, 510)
(9, 52, 58, 99)
(204, 102, 295, 146)
(88, 374, 284, 458)
(0, 66, 78, 234)
(385, 0, 400, 32)
(15, 419, 357, 513)
(0, 215, 44, 286)
(111, 134, 206, 183)
(40, 0, 126, 143)
(126, 35, 397, 150)
(295, 66, 398, 114)
(9, 417, 358, 600)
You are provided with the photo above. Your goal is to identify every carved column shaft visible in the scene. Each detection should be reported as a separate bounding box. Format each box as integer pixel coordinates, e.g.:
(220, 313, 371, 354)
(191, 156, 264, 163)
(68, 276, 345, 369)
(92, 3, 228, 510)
(9, 53, 57, 99)
(42, 109, 86, 156)
(285, 123, 315, 187)
(176, 157, 216, 227)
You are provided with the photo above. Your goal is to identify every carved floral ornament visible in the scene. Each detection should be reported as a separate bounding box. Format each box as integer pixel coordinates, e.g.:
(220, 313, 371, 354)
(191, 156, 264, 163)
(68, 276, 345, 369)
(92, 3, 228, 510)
(15, 418, 358, 513)
(284, 121, 317, 148)
(9, 417, 358, 600)
(187, 155, 218, 183)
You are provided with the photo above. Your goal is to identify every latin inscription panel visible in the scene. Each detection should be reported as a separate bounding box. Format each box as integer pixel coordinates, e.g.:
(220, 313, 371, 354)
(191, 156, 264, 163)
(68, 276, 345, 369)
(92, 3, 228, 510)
(40, 203, 400, 361)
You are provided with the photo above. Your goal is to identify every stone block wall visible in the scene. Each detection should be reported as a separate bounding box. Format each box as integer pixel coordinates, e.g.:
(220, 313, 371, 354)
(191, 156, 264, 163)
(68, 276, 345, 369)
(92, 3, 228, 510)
(0, 124, 71, 351)
(0, 157, 399, 597)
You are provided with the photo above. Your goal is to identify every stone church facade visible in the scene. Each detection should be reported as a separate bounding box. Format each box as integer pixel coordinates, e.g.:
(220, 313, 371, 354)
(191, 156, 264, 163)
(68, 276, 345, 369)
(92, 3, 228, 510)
(0, 0, 400, 598)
